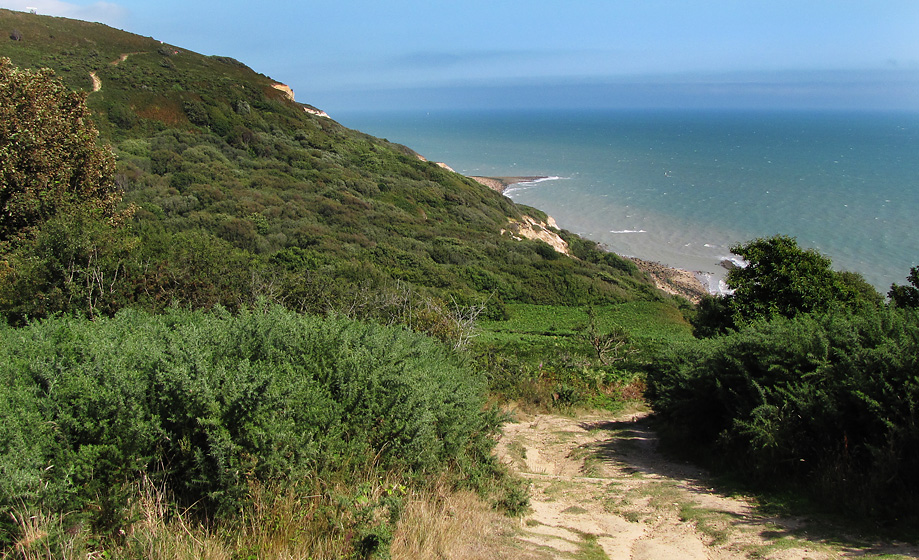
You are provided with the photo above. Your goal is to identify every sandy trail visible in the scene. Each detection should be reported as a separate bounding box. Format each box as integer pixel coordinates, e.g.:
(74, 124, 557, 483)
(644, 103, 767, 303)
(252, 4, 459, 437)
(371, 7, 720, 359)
(495, 409, 919, 560)
(89, 53, 139, 93)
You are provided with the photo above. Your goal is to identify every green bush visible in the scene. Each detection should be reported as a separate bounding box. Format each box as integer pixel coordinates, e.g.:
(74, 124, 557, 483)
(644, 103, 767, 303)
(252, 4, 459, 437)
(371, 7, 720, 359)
(647, 306, 919, 519)
(0, 305, 496, 543)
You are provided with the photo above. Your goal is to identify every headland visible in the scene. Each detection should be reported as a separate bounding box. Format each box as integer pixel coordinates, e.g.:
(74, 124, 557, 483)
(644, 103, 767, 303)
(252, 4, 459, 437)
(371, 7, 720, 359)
(470, 176, 548, 194)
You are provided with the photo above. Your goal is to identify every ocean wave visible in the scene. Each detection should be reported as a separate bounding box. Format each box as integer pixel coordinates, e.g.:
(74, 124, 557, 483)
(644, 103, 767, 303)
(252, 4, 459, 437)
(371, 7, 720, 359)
(610, 229, 647, 234)
(719, 255, 748, 269)
(514, 176, 566, 186)
(696, 272, 734, 296)
(504, 176, 568, 195)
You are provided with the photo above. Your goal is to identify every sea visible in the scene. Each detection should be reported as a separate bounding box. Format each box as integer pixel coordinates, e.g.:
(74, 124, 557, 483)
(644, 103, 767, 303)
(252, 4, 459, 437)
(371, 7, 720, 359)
(337, 109, 919, 294)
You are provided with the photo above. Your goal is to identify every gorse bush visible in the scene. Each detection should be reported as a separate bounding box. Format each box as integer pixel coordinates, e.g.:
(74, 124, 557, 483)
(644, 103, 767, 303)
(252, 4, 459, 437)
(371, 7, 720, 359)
(647, 306, 919, 519)
(0, 305, 498, 546)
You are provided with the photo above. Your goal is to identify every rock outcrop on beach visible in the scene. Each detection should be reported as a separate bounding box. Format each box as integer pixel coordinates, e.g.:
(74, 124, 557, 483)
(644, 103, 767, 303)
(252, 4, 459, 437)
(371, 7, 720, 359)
(630, 257, 709, 304)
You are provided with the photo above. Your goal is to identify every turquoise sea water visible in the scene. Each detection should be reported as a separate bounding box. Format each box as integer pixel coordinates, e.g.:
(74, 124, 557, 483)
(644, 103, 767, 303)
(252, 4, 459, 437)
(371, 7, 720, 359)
(339, 110, 919, 293)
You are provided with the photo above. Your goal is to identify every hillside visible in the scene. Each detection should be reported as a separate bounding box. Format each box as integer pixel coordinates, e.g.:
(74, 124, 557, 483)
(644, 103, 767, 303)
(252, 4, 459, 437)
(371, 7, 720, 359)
(0, 8, 674, 333)
(0, 11, 699, 557)
(6, 10, 919, 559)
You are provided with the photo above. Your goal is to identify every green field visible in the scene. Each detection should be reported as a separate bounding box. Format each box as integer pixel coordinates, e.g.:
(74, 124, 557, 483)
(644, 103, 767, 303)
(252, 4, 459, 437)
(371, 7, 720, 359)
(475, 302, 694, 408)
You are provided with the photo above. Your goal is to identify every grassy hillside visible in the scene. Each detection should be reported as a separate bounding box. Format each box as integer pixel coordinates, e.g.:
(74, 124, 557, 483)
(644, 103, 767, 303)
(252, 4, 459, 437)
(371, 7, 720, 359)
(7, 8, 916, 555)
(0, 11, 698, 556)
(0, 8, 675, 334)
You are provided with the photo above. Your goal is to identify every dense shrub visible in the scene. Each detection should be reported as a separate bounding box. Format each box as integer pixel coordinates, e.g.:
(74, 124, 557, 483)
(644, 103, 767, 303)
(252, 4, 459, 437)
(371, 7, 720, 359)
(647, 306, 919, 519)
(0, 208, 138, 323)
(0, 305, 496, 543)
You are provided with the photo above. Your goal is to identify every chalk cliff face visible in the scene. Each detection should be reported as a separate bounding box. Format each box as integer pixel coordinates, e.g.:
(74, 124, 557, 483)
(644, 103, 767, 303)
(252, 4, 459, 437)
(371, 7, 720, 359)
(302, 106, 330, 118)
(271, 83, 330, 118)
(271, 83, 296, 101)
(414, 154, 455, 172)
(503, 215, 570, 256)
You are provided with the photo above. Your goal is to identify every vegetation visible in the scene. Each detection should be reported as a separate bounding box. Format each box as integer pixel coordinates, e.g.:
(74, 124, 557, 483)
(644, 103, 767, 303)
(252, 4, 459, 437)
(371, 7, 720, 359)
(0, 305, 507, 555)
(648, 237, 919, 522)
(692, 235, 881, 336)
(0, 10, 678, 557)
(889, 266, 919, 309)
(2, 7, 917, 555)
(476, 301, 693, 409)
(0, 58, 123, 243)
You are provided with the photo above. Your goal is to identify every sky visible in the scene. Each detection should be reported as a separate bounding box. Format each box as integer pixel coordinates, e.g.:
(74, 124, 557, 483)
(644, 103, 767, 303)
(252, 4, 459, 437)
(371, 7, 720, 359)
(6, 0, 919, 113)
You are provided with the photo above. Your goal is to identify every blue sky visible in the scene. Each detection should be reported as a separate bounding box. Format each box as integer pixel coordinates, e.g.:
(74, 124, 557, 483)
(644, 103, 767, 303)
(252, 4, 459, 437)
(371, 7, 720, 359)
(7, 0, 919, 113)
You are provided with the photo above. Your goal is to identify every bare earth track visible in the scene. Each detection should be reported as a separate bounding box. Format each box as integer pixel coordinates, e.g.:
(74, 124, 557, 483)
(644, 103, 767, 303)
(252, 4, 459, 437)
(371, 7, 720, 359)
(494, 408, 919, 560)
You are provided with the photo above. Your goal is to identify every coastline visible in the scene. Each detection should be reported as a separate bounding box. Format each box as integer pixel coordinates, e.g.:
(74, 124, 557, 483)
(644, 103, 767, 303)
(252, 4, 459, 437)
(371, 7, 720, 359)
(470, 176, 547, 194)
(628, 257, 710, 304)
(472, 175, 711, 303)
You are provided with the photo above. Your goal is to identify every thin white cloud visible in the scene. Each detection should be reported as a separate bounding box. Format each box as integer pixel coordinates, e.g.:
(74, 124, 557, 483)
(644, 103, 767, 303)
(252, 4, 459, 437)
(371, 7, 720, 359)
(6, 1, 127, 26)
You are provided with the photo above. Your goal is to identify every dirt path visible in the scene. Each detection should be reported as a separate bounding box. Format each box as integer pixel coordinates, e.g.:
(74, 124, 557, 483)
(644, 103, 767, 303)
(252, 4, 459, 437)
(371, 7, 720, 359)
(89, 53, 142, 93)
(495, 408, 919, 560)
(111, 53, 133, 66)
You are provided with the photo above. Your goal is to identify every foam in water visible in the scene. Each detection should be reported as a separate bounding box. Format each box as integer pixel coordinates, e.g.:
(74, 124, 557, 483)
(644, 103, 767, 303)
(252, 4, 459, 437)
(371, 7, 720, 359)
(504, 176, 566, 194)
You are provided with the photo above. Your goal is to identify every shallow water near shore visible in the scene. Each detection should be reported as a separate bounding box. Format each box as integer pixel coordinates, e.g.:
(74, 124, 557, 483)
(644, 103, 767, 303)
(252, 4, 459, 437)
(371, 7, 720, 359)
(339, 109, 919, 293)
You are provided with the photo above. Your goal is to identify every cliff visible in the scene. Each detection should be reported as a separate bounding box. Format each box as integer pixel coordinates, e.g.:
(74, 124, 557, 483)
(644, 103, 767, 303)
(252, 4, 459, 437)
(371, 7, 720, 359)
(503, 215, 570, 256)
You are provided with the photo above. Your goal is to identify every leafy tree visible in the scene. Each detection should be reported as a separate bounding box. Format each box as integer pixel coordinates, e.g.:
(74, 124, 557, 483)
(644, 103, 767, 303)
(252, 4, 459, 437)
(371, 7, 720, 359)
(691, 236, 881, 336)
(0, 58, 120, 243)
(706, 235, 877, 328)
(889, 266, 919, 308)
(726, 235, 839, 322)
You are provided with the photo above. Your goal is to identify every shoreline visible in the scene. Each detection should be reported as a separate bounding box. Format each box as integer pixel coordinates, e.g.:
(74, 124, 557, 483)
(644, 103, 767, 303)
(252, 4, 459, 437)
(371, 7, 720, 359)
(471, 175, 712, 303)
(628, 257, 711, 304)
(470, 176, 548, 194)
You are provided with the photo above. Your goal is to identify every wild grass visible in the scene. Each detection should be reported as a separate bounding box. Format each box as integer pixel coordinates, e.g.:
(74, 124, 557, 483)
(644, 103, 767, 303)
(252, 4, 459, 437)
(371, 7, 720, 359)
(6, 472, 522, 560)
(573, 532, 610, 560)
(391, 480, 517, 559)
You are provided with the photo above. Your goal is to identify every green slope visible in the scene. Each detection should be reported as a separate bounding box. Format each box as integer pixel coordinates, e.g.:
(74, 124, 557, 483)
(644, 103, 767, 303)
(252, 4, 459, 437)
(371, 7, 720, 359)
(0, 9, 675, 333)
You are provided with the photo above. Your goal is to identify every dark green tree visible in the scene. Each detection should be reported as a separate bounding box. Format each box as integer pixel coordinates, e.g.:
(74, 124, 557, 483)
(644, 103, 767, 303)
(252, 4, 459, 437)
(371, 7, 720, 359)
(726, 235, 837, 322)
(725, 235, 879, 325)
(0, 58, 121, 243)
(691, 235, 880, 335)
(889, 266, 919, 308)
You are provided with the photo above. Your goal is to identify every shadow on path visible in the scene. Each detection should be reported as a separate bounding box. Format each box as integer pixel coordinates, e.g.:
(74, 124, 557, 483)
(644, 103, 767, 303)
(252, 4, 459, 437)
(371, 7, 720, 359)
(579, 414, 919, 559)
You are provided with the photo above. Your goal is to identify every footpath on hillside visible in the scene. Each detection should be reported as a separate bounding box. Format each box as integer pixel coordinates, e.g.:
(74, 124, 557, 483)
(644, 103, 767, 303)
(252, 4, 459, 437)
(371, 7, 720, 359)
(491, 408, 919, 560)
